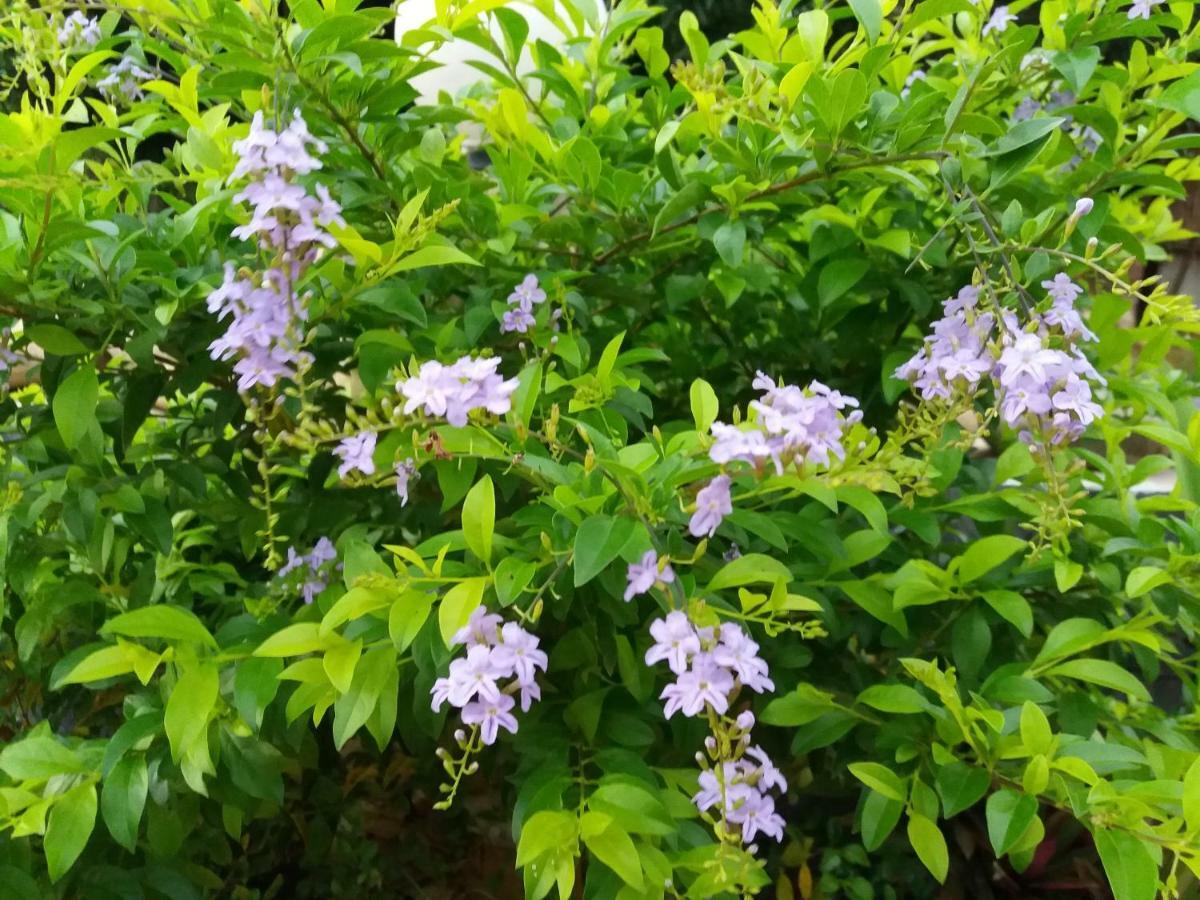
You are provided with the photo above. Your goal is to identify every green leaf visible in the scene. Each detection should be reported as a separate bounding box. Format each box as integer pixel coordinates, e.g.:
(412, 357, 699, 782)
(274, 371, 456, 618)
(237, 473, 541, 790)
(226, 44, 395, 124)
(708, 553, 792, 591)
(857, 684, 926, 714)
(573, 515, 636, 587)
(936, 762, 990, 818)
(332, 645, 397, 750)
(321, 585, 392, 636)
(982, 590, 1033, 637)
(45, 783, 97, 882)
(101, 754, 147, 851)
(1044, 659, 1151, 702)
(689, 379, 719, 433)
(438, 577, 487, 647)
(818, 258, 869, 307)
(1152, 70, 1200, 123)
(986, 789, 1038, 856)
(26, 323, 88, 356)
(581, 814, 643, 890)
(388, 590, 433, 651)
(848, 762, 906, 802)
(462, 475, 495, 566)
(1052, 46, 1100, 94)
(848, 0, 882, 42)
(57, 645, 137, 686)
(1125, 566, 1171, 598)
(164, 663, 218, 761)
(234, 658, 281, 731)
(517, 810, 578, 866)
(0, 736, 86, 781)
(323, 638, 362, 694)
(956, 535, 1026, 584)
(392, 243, 479, 271)
(986, 118, 1066, 156)
(1182, 757, 1200, 833)
(1093, 828, 1158, 900)
(906, 814, 948, 883)
(53, 366, 99, 450)
(1033, 617, 1106, 665)
(588, 782, 673, 836)
(101, 606, 217, 648)
(254, 623, 329, 657)
(713, 220, 745, 267)
(761, 683, 839, 726)
(1019, 702, 1053, 756)
(860, 789, 903, 851)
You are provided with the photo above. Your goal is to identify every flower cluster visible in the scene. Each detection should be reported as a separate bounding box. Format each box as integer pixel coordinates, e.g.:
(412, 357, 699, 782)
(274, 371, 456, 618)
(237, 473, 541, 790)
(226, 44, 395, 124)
(500, 274, 546, 335)
(431, 607, 547, 745)
(693, 712, 787, 844)
(206, 112, 344, 392)
(896, 275, 1104, 447)
(707, 374, 862, 478)
(398, 356, 518, 427)
(58, 12, 101, 48)
(624, 550, 675, 602)
(645, 613, 785, 845)
(278, 537, 338, 604)
(98, 56, 153, 102)
(645, 613, 774, 716)
(995, 276, 1103, 446)
(894, 285, 995, 402)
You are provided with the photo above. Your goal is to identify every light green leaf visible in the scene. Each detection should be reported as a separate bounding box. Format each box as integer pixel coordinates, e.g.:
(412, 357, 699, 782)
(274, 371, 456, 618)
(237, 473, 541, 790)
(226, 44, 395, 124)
(573, 515, 636, 587)
(986, 789, 1037, 856)
(438, 577, 487, 647)
(1044, 659, 1151, 702)
(1093, 828, 1159, 900)
(1125, 566, 1171, 598)
(101, 606, 217, 648)
(254, 623, 329, 658)
(957, 535, 1026, 583)
(164, 664, 218, 761)
(857, 684, 926, 714)
(1019, 702, 1053, 756)
(708, 553, 792, 591)
(848, 0, 882, 42)
(848, 762, 907, 802)
(462, 475, 496, 566)
(46, 783, 97, 882)
(388, 590, 434, 652)
(0, 736, 86, 782)
(101, 754, 147, 852)
(391, 243, 479, 271)
(689, 379, 719, 433)
(321, 585, 392, 636)
(906, 814, 948, 883)
(53, 366, 99, 450)
(581, 814, 643, 890)
(860, 789, 903, 851)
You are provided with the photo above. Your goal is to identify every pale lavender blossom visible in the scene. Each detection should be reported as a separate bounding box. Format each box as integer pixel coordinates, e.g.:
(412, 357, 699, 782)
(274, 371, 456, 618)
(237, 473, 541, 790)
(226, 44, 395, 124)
(713, 623, 775, 694)
(1127, 0, 1162, 18)
(982, 5, 1017, 35)
(624, 550, 675, 602)
(398, 356, 519, 426)
(334, 430, 377, 478)
(500, 306, 536, 334)
(691, 747, 787, 843)
(708, 423, 773, 467)
(58, 11, 101, 47)
(444, 645, 505, 707)
(1073, 198, 1094, 218)
(461, 693, 518, 745)
(895, 286, 995, 401)
(508, 275, 546, 308)
(1041, 274, 1084, 305)
(729, 791, 786, 843)
(1012, 97, 1041, 122)
(395, 458, 417, 505)
(660, 659, 734, 718)
(689, 475, 733, 538)
(98, 57, 153, 102)
(645, 611, 701, 674)
(452, 605, 503, 648)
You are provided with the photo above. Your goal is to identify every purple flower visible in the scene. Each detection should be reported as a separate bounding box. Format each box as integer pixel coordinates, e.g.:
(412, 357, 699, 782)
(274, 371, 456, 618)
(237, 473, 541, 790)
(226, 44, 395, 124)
(500, 306, 536, 334)
(982, 5, 1017, 35)
(491, 622, 549, 691)
(645, 611, 700, 675)
(728, 791, 786, 843)
(943, 285, 980, 317)
(1127, 0, 1162, 18)
(997, 333, 1062, 388)
(58, 11, 101, 47)
(395, 458, 417, 505)
(1052, 375, 1102, 425)
(901, 69, 926, 100)
(334, 430, 377, 478)
(399, 356, 519, 426)
(709, 423, 773, 467)
(1041, 274, 1084, 305)
(689, 475, 733, 538)
(713, 623, 774, 694)
(1073, 198, 1094, 218)
(624, 550, 675, 602)
(660, 659, 734, 718)
(745, 745, 787, 792)
(461, 693, 519, 745)
(277, 537, 338, 604)
(451, 605, 503, 648)
(445, 645, 505, 707)
(508, 275, 546, 309)
(98, 57, 153, 102)
(1012, 97, 1041, 122)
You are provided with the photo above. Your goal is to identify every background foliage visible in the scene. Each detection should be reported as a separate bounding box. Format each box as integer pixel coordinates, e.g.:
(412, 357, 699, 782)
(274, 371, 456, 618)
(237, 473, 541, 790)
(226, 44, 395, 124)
(1, 0, 1200, 897)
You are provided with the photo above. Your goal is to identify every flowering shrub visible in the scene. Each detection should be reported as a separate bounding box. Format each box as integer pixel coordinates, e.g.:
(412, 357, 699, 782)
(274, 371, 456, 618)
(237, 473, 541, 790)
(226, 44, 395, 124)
(1, 0, 1199, 896)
